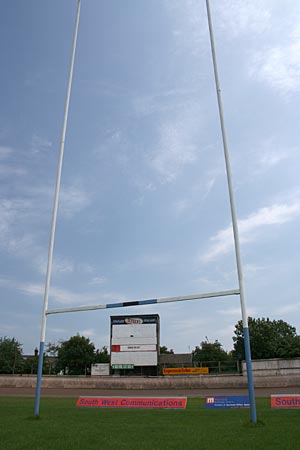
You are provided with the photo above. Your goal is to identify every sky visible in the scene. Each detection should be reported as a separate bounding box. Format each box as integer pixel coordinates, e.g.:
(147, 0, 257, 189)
(1, 0, 300, 355)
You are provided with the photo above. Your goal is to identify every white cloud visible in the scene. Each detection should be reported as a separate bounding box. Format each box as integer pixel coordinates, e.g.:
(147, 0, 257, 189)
(78, 328, 97, 339)
(172, 316, 207, 331)
(201, 200, 300, 262)
(259, 150, 290, 168)
(0, 198, 36, 244)
(20, 282, 45, 297)
(192, 263, 239, 292)
(150, 123, 196, 182)
(249, 26, 300, 95)
(94, 129, 130, 168)
(21, 181, 92, 220)
(174, 199, 191, 217)
(47, 327, 70, 338)
(132, 89, 198, 117)
(11, 280, 124, 307)
(118, 253, 172, 272)
(78, 263, 96, 274)
(165, 0, 271, 55)
(0, 146, 13, 159)
(217, 307, 241, 317)
(216, 324, 236, 338)
(165, 0, 207, 56)
(89, 276, 107, 285)
(0, 171, 94, 278)
(0, 201, 66, 276)
(193, 276, 226, 292)
(276, 302, 300, 314)
(150, 109, 202, 183)
(30, 134, 52, 155)
(173, 169, 221, 217)
(217, 306, 257, 317)
(216, 0, 271, 38)
(204, 174, 218, 196)
(0, 198, 50, 274)
(0, 194, 98, 279)
(59, 183, 92, 219)
(252, 137, 294, 173)
(0, 165, 26, 177)
(52, 257, 75, 275)
(0, 128, 9, 140)
(0, 146, 26, 177)
(0, 323, 18, 333)
(0, 199, 15, 235)
(17, 281, 67, 302)
(140, 253, 172, 267)
(49, 287, 124, 307)
(243, 263, 271, 280)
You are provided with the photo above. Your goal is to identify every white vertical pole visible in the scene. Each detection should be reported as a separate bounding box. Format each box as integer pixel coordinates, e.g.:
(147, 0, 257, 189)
(205, 0, 257, 423)
(34, 0, 81, 417)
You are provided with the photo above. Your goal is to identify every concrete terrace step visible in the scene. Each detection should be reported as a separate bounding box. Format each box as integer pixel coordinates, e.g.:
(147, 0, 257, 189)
(1, 374, 300, 389)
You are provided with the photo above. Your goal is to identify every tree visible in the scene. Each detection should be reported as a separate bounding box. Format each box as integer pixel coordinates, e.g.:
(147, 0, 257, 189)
(23, 348, 39, 375)
(233, 317, 300, 360)
(160, 346, 174, 354)
(94, 346, 110, 363)
(56, 335, 96, 375)
(46, 342, 59, 358)
(192, 339, 230, 363)
(0, 337, 24, 374)
(45, 342, 59, 374)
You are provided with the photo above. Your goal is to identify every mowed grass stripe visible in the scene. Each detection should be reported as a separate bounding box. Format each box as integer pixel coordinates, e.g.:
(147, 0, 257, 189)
(0, 398, 299, 450)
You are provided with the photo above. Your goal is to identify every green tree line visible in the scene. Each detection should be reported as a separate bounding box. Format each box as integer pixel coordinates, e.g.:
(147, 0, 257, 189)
(0, 335, 109, 375)
(1, 317, 300, 375)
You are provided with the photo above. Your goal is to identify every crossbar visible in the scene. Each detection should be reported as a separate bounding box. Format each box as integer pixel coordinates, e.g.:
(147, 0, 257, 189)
(46, 289, 240, 315)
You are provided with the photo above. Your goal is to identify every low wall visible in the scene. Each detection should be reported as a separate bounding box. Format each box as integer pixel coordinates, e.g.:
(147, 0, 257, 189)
(1, 373, 300, 390)
(242, 358, 300, 377)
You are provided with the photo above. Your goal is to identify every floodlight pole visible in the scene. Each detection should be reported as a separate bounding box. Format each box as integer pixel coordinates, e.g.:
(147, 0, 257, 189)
(205, 0, 257, 423)
(34, 0, 81, 417)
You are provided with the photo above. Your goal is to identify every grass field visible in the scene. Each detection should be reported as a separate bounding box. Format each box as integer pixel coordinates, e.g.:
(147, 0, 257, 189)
(0, 397, 299, 450)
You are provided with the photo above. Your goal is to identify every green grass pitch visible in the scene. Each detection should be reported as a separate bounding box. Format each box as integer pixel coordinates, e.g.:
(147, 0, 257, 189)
(0, 397, 299, 450)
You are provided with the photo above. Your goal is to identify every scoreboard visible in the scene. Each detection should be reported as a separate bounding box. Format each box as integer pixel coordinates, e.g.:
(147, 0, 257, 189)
(110, 315, 160, 367)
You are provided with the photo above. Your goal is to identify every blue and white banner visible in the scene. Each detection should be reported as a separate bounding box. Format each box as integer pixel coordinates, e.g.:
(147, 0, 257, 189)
(205, 396, 250, 409)
(111, 315, 159, 325)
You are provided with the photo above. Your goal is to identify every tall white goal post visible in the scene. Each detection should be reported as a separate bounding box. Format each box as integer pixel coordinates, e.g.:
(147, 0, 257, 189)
(34, 0, 257, 423)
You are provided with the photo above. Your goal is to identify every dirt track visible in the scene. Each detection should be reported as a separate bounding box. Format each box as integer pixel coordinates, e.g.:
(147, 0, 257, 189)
(1, 386, 300, 398)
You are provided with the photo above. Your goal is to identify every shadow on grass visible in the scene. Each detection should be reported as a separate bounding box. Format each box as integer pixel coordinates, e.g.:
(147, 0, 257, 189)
(26, 415, 41, 421)
(243, 419, 266, 428)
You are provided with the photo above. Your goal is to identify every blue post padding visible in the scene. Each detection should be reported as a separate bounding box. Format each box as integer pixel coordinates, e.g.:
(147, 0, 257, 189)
(137, 299, 157, 306)
(34, 341, 45, 416)
(106, 302, 124, 309)
(243, 327, 257, 423)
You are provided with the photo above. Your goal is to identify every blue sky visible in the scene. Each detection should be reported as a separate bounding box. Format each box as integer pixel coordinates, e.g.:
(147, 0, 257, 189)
(1, 0, 300, 354)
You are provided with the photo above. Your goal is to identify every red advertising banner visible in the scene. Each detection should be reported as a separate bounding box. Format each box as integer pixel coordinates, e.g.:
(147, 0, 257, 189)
(271, 395, 300, 408)
(76, 396, 187, 409)
(111, 345, 120, 352)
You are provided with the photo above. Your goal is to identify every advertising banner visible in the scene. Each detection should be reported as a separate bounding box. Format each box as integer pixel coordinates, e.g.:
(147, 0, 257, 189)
(119, 344, 157, 352)
(271, 395, 300, 408)
(163, 367, 209, 375)
(205, 396, 250, 409)
(91, 363, 110, 376)
(111, 316, 159, 325)
(111, 364, 134, 369)
(76, 396, 187, 409)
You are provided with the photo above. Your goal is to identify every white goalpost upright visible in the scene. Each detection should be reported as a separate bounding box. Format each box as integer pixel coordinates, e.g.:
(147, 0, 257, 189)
(34, 0, 257, 423)
(205, 0, 256, 423)
(33, 0, 81, 418)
